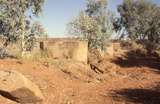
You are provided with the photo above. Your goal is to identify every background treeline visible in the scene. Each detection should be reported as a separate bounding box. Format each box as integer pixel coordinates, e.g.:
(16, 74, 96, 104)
(0, 0, 160, 58)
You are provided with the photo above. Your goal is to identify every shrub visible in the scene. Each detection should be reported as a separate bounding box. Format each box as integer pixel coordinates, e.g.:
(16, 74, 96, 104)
(121, 41, 148, 56)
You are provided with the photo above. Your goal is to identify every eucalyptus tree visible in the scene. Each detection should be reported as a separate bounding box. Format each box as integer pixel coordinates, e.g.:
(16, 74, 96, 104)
(25, 21, 48, 51)
(114, 0, 160, 50)
(0, 0, 45, 56)
(69, 0, 114, 50)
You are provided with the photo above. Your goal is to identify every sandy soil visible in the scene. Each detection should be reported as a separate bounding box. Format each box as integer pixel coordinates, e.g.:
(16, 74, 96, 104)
(0, 52, 160, 104)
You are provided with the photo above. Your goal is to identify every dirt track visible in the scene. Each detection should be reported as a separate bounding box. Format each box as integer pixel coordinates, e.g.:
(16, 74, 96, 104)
(0, 54, 160, 104)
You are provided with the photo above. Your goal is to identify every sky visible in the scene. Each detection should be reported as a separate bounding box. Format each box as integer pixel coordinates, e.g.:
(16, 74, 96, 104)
(36, 0, 160, 37)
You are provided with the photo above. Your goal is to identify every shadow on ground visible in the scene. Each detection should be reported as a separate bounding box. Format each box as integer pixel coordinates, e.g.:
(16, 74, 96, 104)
(111, 83, 160, 104)
(112, 50, 160, 70)
(111, 82, 160, 104)
(0, 90, 19, 103)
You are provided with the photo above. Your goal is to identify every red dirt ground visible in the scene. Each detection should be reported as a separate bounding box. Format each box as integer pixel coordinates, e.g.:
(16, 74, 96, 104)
(0, 52, 160, 104)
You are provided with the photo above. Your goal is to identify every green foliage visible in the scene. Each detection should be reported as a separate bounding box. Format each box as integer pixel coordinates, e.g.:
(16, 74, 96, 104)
(0, 0, 45, 55)
(25, 21, 48, 51)
(31, 21, 48, 38)
(68, 0, 114, 50)
(114, 0, 160, 50)
(0, 0, 45, 58)
(69, 12, 102, 49)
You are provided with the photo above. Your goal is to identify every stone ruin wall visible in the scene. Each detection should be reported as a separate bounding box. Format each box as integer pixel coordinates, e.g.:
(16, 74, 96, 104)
(0, 37, 121, 63)
(35, 38, 88, 63)
(0, 37, 88, 63)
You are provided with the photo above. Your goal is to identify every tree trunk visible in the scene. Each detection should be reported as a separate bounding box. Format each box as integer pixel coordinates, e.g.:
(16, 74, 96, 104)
(20, 16, 26, 57)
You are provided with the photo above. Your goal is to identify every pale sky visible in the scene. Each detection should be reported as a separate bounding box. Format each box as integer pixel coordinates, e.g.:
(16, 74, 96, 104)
(35, 0, 160, 37)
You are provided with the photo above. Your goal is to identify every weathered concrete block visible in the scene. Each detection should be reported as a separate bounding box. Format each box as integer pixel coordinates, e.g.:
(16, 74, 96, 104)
(72, 41, 88, 63)
(43, 39, 88, 63)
